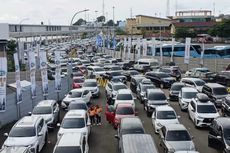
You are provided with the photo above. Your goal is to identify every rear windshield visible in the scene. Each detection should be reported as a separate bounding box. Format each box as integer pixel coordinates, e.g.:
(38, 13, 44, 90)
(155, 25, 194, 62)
(84, 82, 97, 87)
(166, 130, 191, 141)
(69, 103, 87, 110)
(69, 91, 82, 98)
(74, 78, 84, 83)
(62, 118, 85, 128)
(157, 111, 176, 119)
(148, 93, 166, 101)
(117, 94, 133, 100)
(114, 85, 127, 91)
(171, 84, 184, 91)
(182, 92, 197, 99)
(33, 106, 52, 114)
(116, 107, 134, 115)
(194, 80, 205, 86)
(213, 87, 228, 96)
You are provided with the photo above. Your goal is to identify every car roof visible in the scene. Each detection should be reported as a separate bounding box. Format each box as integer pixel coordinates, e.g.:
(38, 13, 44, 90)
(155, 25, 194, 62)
(57, 133, 82, 147)
(117, 103, 133, 108)
(84, 79, 97, 82)
(205, 83, 225, 88)
(131, 75, 146, 80)
(117, 89, 132, 94)
(156, 105, 175, 112)
(172, 82, 185, 86)
(120, 117, 143, 129)
(110, 81, 125, 86)
(64, 110, 86, 119)
(36, 100, 56, 107)
(216, 117, 230, 129)
(147, 88, 163, 93)
(181, 78, 204, 82)
(16, 116, 41, 128)
(181, 87, 198, 92)
(165, 124, 187, 131)
(88, 66, 101, 69)
(70, 88, 85, 92)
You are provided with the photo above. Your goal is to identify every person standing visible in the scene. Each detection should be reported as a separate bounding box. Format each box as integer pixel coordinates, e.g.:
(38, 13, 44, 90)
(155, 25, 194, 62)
(89, 106, 96, 125)
(95, 105, 102, 125)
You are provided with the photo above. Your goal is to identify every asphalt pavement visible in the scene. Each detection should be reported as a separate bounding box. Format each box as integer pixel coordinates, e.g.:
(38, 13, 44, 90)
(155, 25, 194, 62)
(0, 86, 220, 153)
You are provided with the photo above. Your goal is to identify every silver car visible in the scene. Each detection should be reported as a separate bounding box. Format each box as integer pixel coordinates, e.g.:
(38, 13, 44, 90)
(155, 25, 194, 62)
(159, 124, 196, 153)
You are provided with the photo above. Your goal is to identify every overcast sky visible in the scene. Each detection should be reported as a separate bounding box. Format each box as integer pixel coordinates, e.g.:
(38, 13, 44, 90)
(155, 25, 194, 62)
(0, 0, 230, 25)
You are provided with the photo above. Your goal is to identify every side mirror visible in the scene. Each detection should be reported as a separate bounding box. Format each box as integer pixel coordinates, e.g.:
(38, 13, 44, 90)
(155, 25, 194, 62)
(28, 112, 32, 116)
(191, 108, 195, 112)
(87, 122, 91, 126)
(191, 136, 194, 139)
(4, 133, 8, 137)
(57, 123, 61, 127)
(38, 132, 43, 137)
(133, 97, 137, 100)
(115, 135, 120, 139)
(177, 116, 181, 119)
(217, 136, 222, 139)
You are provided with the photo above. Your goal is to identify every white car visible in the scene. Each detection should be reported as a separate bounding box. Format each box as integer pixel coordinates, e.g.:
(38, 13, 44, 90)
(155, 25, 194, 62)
(53, 133, 89, 153)
(181, 78, 206, 92)
(105, 81, 128, 99)
(87, 66, 105, 78)
(62, 88, 92, 108)
(57, 110, 91, 140)
(152, 105, 180, 133)
(113, 89, 136, 108)
(31, 100, 59, 129)
(3, 116, 48, 153)
(188, 93, 220, 128)
(82, 79, 100, 98)
(179, 87, 198, 111)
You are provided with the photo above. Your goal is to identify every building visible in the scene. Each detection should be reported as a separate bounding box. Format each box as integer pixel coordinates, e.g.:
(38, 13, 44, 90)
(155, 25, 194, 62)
(125, 15, 172, 37)
(169, 10, 216, 35)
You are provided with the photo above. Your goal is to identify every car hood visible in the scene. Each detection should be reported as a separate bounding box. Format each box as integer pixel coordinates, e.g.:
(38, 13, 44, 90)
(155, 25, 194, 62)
(156, 119, 179, 126)
(197, 113, 220, 118)
(181, 98, 192, 103)
(113, 76, 126, 80)
(148, 100, 168, 105)
(4, 136, 37, 147)
(58, 127, 87, 135)
(83, 87, 97, 91)
(63, 97, 84, 102)
(115, 100, 135, 105)
(31, 114, 52, 121)
(167, 141, 195, 151)
(115, 114, 135, 120)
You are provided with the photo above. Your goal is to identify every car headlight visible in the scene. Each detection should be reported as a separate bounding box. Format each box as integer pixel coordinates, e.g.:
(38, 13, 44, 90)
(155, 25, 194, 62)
(197, 116, 204, 120)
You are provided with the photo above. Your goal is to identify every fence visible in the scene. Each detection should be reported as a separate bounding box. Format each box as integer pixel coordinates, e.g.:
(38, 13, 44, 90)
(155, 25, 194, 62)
(0, 77, 71, 128)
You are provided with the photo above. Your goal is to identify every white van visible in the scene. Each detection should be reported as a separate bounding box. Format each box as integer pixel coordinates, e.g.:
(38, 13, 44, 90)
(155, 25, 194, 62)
(134, 58, 159, 72)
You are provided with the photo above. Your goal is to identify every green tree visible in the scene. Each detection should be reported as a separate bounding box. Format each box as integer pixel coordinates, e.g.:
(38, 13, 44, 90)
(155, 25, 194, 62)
(73, 18, 86, 25)
(97, 16, 105, 22)
(106, 20, 114, 26)
(175, 28, 197, 38)
(115, 28, 127, 35)
(6, 40, 17, 72)
(208, 19, 230, 37)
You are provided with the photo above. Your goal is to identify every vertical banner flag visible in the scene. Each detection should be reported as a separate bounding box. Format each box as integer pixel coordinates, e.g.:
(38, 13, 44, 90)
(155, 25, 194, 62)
(142, 39, 147, 56)
(28, 50, 36, 98)
(112, 36, 116, 50)
(18, 41, 25, 63)
(123, 37, 127, 60)
(0, 57, 7, 112)
(39, 50, 48, 96)
(137, 38, 141, 59)
(184, 37, 191, 64)
(128, 37, 131, 60)
(200, 42, 205, 65)
(55, 51, 61, 92)
(152, 37, 156, 57)
(14, 53, 22, 104)
(170, 38, 175, 62)
(160, 42, 163, 65)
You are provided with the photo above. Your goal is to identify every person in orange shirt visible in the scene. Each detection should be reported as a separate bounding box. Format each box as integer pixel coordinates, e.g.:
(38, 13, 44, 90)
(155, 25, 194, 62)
(89, 106, 96, 125)
(95, 105, 102, 125)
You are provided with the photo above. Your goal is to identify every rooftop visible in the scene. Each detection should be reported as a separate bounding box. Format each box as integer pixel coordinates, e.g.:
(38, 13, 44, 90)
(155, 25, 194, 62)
(57, 133, 82, 147)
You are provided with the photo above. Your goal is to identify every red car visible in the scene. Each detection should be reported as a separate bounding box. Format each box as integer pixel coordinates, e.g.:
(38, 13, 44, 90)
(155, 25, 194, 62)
(78, 66, 88, 75)
(72, 77, 85, 89)
(105, 103, 136, 129)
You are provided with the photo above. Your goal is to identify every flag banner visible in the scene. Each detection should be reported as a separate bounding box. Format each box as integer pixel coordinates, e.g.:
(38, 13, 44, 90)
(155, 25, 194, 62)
(39, 50, 48, 96)
(0, 57, 7, 112)
(152, 37, 156, 57)
(28, 50, 36, 98)
(184, 37, 191, 64)
(18, 41, 24, 63)
(142, 39, 147, 56)
(137, 38, 141, 59)
(123, 37, 127, 60)
(112, 36, 116, 50)
(170, 38, 175, 62)
(160, 42, 163, 65)
(14, 53, 22, 104)
(128, 37, 131, 60)
(55, 51, 61, 92)
(200, 43, 205, 65)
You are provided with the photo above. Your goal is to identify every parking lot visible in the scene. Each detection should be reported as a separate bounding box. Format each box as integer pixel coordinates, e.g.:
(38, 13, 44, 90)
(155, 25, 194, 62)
(0, 85, 219, 153)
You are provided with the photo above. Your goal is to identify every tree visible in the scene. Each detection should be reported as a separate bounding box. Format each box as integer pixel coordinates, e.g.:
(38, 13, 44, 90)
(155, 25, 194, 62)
(208, 19, 230, 37)
(106, 20, 115, 26)
(97, 16, 105, 23)
(175, 28, 197, 38)
(115, 28, 127, 35)
(6, 40, 17, 72)
(73, 18, 86, 25)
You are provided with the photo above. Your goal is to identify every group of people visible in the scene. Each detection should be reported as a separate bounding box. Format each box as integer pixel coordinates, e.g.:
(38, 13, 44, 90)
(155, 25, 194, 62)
(89, 105, 102, 125)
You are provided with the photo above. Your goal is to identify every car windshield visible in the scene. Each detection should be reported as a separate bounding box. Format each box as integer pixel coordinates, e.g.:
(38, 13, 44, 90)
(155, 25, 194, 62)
(166, 130, 191, 141)
(130, 71, 139, 75)
(116, 107, 134, 115)
(68, 91, 82, 98)
(148, 93, 166, 101)
(61, 118, 85, 128)
(157, 111, 176, 119)
(74, 78, 84, 83)
(182, 92, 197, 99)
(9, 127, 36, 137)
(157, 73, 170, 78)
(117, 94, 133, 100)
(69, 104, 87, 110)
(111, 72, 122, 76)
(33, 106, 52, 114)
(213, 87, 228, 96)
(223, 128, 230, 140)
(94, 68, 104, 72)
(197, 105, 217, 113)
(194, 80, 205, 86)
(111, 67, 121, 70)
(114, 85, 127, 91)
(142, 85, 155, 92)
(54, 147, 81, 153)
(171, 85, 184, 91)
(84, 82, 97, 87)
(197, 69, 209, 73)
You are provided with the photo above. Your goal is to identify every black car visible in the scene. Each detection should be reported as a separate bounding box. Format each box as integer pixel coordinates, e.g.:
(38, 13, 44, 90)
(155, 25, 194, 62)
(208, 117, 230, 153)
(145, 72, 176, 88)
(169, 82, 185, 101)
(222, 96, 230, 117)
(102, 72, 127, 83)
(159, 66, 182, 80)
(130, 75, 146, 93)
(215, 71, 230, 86)
(123, 70, 140, 81)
